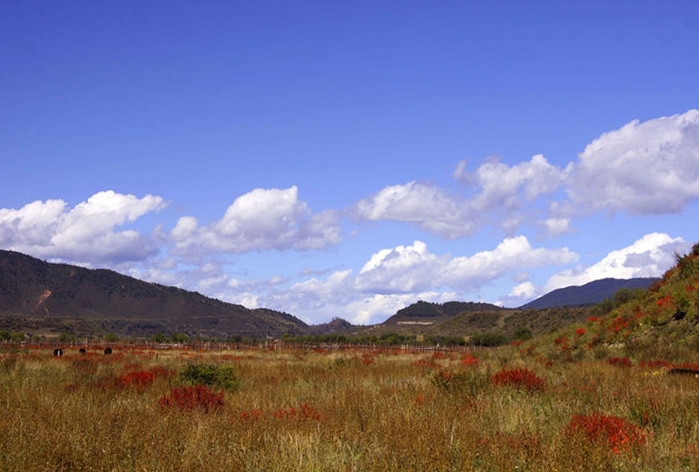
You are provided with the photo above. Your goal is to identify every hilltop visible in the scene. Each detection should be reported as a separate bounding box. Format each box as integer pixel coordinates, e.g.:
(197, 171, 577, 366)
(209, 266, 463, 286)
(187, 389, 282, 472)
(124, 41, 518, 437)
(2, 248, 683, 345)
(518, 277, 659, 309)
(0, 250, 308, 339)
(528, 242, 699, 362)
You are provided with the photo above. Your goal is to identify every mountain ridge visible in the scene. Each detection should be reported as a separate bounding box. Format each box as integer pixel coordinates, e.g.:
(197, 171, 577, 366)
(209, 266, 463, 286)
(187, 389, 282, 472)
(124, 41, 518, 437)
(1, 249, 664, 341)
(0, 250, 308, 339)
(517, 277, 660, 310)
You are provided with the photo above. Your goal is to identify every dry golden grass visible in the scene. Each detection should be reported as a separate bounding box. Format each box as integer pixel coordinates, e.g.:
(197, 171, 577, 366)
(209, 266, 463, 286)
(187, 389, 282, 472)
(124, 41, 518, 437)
(1, 344, 699, 471)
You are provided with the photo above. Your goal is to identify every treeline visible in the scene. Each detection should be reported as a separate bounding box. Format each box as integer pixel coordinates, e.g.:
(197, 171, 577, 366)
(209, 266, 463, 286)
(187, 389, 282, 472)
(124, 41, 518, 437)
(280, 330, 531, 348)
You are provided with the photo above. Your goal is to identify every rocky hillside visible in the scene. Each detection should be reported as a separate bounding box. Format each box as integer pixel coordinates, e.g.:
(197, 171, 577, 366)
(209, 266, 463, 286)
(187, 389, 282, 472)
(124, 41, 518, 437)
(0, 250, 309, 339)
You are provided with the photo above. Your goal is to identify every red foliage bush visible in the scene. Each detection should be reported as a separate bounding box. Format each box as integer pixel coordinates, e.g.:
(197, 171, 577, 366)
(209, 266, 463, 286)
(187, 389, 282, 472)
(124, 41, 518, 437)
(158, 385, 224, 412)
(118, 365, 173, 390)
(639, 359, 673, 369)
(491, 367, 545, 392)
(609, 316, 630, 334)
(148, 365, 175, 379)
(412, 358, 437, 369)
(360, 354, 375, 365)
(119, 370, 155, 390)
(672, 362, 699, 371)
(271, 403, 322, 421)
(240, 409, 264, 422)
(566, 413, 647, 453)
(656, 295, 673, 308)
(607, 357, 633, 368)
(461, 354, 479, 367)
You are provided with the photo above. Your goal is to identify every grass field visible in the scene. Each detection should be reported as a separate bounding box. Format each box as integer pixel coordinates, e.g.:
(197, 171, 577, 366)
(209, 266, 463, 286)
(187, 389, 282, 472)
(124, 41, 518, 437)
(2, 342, 699, 471)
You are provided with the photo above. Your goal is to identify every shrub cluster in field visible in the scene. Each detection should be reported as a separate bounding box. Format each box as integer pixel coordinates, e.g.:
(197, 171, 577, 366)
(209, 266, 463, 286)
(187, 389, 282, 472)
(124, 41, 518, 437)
(153, 362, 240, 412)
(177, 363, 239, 390)
(158, 384, 225, 412)
(3, 345, 699, 471)
(491, 367, 546, 392)
(567, 413, 647, 454)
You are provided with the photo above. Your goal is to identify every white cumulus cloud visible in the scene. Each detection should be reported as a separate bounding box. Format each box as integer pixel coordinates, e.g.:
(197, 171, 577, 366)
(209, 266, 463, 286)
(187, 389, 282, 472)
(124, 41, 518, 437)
(353, 182, 477, 239)
(442, 236, 578, 291)
(0, 190, 166, 264)
(545, 232, 689, 291)
(458, 154, 564, 209)
(564, 109, 699, 216)
(355, 241, 445, 293)
(354, 154, 566, 238)
(354, 237, 577, 295)
(170, 186, 341, 256)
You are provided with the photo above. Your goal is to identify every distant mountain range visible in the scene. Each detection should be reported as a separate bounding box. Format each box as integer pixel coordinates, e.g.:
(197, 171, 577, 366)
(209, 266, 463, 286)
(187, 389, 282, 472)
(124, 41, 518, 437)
(0, 250, 308, 339)
(0, 249, 658, 340)
(517, 277, 659, 310)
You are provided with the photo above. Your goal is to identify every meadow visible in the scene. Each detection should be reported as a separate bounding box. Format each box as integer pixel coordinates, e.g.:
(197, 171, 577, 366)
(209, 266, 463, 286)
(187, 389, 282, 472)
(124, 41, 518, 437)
(2, 342, 699, 471)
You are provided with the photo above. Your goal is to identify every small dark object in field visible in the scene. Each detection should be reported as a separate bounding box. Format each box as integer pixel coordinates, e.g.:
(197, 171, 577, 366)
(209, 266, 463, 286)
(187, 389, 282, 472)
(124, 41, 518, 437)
(668, 368, 699, 377)
(79, 348, 86, 354)
(104, 347, 112, 355)
(53, 348, 63, 356)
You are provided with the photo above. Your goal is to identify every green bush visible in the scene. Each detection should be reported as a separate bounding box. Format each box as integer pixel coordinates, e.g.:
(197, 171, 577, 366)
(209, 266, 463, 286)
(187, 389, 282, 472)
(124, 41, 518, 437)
(469, 332, 508, 347)
(178, 363, 239, 390)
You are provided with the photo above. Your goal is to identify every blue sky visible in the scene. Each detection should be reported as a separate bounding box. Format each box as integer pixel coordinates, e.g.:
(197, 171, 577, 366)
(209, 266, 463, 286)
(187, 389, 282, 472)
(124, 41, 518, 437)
(2, 1, 698, 325)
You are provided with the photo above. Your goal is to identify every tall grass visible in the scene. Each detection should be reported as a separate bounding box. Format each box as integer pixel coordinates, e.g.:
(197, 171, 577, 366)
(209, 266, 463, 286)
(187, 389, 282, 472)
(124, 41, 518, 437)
(1, 344, 698, 471)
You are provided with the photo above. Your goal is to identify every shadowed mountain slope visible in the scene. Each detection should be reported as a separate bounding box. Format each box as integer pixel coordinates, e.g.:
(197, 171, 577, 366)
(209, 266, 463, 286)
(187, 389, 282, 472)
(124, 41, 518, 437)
(0, 250, 308, 339)
(518, 277, 660, 309)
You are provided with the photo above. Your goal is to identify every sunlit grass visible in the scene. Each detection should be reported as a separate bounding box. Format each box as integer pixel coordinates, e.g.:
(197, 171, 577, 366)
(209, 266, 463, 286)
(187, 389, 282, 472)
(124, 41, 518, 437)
(1, 343, 699, 471)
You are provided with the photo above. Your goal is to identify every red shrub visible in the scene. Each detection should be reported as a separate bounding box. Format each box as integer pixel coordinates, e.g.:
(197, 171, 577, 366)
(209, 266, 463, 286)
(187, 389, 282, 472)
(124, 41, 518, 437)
(461, 354, 479, 367)
(240, 409, 264, 422)
(158, 385, 224, 412)
(607, 357, 632, 368)
(491, 367, 545, 392)
(639, 359, 672, 369)
(119, 370, 155, 390)
(272, 403, 322, 421)
(673, 362, 699, 371)
(567, 413, 647, 453)
(148, 365, 175, 380)
(412, 358, 437, 369)
(361, 354, 375, 365)
(656, 295, 673, 308)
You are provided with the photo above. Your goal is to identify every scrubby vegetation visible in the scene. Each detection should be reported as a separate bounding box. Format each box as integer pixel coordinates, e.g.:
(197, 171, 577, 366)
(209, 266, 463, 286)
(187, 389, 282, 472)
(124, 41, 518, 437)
(2, 343, 699, 471)
(0, 243, 697, 470)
